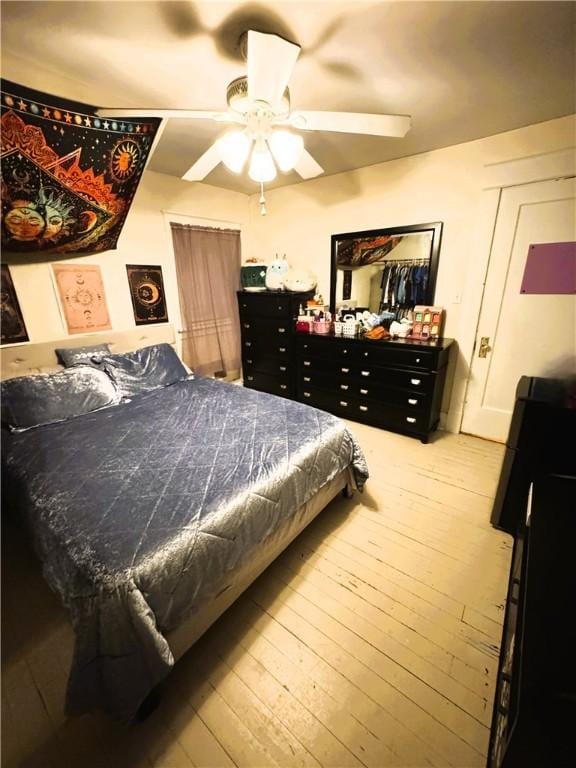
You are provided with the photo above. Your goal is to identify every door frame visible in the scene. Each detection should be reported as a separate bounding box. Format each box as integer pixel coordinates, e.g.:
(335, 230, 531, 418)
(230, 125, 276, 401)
(451, 147, 576, 436)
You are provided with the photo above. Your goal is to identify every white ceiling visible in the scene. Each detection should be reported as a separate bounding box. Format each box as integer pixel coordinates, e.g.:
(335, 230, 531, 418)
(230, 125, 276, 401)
(2, 1, 575, 195)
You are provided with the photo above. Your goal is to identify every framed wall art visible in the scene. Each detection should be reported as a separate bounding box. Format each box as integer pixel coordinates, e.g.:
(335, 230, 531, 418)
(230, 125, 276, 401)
(1, 264, 29, 344)
(126, 264, 168, 325)
(52, 263, 111, 334)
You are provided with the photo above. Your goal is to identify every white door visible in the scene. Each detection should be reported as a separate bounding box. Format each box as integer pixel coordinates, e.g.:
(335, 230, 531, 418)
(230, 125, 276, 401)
(462, 177, 576, 442)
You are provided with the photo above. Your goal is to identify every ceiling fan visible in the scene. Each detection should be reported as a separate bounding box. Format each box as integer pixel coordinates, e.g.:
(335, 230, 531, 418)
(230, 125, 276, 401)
(98, 30, 411, 206)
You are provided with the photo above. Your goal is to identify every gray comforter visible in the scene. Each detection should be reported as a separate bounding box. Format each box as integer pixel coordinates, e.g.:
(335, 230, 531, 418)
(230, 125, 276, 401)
(4, 377, 368, 720)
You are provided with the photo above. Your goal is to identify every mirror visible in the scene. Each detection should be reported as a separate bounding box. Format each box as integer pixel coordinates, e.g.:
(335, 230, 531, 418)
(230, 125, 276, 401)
(330, 222, 442, 316)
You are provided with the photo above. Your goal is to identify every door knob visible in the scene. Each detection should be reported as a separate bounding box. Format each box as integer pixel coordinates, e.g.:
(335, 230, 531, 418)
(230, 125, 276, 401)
(478, 336, 492, 358)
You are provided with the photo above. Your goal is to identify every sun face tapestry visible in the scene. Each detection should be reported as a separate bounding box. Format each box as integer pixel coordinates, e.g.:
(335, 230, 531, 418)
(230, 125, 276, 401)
(1, 264, 29, 344)
(126, 264, 169, 325)
(1, 80, 161, 255)
(52, 263, 111, 334)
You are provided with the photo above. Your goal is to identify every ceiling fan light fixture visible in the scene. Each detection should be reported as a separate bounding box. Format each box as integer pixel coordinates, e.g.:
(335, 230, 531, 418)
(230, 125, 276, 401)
(216, 129, 251, 174)
(249, 139, 277, 183)
(269, 130, 304, 172)
(227, 76, 290, 115)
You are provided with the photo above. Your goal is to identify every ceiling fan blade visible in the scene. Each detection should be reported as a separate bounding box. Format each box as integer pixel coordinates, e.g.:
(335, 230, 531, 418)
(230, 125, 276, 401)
(294, 149, 324, 179)
(182, 141, 221, 182)
(96, 108, 237, 122)
(292, 111, 411, 137)
(247, 30, 300, 109)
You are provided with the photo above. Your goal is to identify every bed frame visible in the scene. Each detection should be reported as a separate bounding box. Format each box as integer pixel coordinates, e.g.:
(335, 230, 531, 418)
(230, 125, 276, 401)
(1, 326, 353, 713)
(0, 324, 177, 379)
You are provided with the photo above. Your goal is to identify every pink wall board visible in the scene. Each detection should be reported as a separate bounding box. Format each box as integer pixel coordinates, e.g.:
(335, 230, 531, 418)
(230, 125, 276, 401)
(520, 242, 576, 294)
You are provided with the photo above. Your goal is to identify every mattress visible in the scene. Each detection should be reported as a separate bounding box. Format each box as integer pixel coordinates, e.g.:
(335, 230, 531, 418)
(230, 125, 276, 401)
(3, 377, 368, 720)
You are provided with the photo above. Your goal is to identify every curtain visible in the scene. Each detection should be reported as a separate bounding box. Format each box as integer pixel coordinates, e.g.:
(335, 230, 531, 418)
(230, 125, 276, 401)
(171, 223, 241, 379)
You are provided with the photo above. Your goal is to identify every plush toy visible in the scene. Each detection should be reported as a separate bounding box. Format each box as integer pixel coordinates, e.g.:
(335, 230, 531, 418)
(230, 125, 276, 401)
(390, 318, 413, 338)
(283, 268, 317, 293)
(265, 255, 289, 290)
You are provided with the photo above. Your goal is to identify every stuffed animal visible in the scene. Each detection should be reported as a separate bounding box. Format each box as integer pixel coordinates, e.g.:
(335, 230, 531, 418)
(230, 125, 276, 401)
(283, 268, 317, 293)
(265, 255, 289, 290)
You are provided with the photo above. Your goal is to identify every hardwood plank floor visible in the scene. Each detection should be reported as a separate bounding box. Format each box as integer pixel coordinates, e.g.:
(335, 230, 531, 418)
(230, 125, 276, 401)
(1, 424, 511, 767)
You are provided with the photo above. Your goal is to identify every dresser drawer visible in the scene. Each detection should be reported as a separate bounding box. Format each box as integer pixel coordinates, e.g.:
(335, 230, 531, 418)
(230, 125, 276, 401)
(368, 366, 436, 394)
(378, 404, 434, 434)
(240, 316, 292, 338)
(244, 371, 291, 396)
(298, 371, 428, 411)
(298, 336, 356, 361)
(242, 337, 292, 358)
(238, 293, 294, 317)
(357, 345, 437, 371)
(243, 355, 292, 377)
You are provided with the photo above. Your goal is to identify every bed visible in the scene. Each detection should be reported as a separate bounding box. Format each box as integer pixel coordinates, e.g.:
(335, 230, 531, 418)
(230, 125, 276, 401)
(1, 326, 368, 721)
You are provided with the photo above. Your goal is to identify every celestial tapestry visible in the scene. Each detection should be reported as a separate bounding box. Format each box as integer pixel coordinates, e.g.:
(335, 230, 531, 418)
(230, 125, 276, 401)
(52, 263, 111, 334)
(126, 264, 169, 325)
(1, 80, 161, 255)
(336, 235, 403, 266)
(1, 264, 29, 344)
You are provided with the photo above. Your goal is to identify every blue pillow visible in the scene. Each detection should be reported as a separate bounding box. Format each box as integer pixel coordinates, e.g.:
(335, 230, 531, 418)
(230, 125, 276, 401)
(100, 343, 188, 399)
(1, 367, 120, 431)
(55, 343, 111, 368)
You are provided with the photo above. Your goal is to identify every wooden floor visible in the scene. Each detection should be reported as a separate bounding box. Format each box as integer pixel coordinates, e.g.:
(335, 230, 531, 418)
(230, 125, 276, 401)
(1, 424, 511, 768)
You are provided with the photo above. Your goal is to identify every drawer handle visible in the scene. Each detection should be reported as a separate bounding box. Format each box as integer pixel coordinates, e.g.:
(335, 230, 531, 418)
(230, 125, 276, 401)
(247, 376, 254, 381)
(279, 366, 287, 372)
(278, 327, 286, 333)
(359, 405, 368, 412)
(411, 378, 421, 386)
(361, 370, 370, 377)
(278, 305, 284, 311)
(303, 392, 311, 398)
(341, 367, 350, 373)
(246, 359, 253, 364)
(342, 348, 348, 354)
(339, 401, 349, 407)
(406, 417, 417, 424)
(303, 376, 311, 382)
(360, 388, 368, 395)
(408, 398, 418, 405)
(280, 384, 287, 390)
(243, 323, 250, 329)
(242, 303, 247, 308)
(363, 352, 369, 357)
(415, 357, 421, 363)
(340, 384, 349, 391)
(245, 341, 252, 347)
(304, 360, 311, 366)
(279, 347, 286, 352)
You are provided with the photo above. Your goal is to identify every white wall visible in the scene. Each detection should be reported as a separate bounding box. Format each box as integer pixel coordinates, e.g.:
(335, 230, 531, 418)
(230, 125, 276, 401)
(5, 170, 249, 348)
(4, 114, 574, 433)
(244, 115, 576, 430)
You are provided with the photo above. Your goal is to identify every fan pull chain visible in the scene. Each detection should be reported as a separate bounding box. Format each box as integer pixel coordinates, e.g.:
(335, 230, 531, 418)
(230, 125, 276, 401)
(259, 183, 267, 216)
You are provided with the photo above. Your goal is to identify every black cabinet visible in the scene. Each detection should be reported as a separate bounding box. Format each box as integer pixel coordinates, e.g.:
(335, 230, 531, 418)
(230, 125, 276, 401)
(295, 334, 453, 442)
(237, 290, 313, 398)
(489, 474, 576, 768)
(488, 377, 576, 768)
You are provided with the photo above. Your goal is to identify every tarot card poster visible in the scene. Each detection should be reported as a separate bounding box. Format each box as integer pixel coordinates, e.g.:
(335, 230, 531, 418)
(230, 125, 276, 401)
(53, 264, 111, 334)
(1, 80, 161, 255)
(126, 265, 168, 325)
(1, 264, 29, 344)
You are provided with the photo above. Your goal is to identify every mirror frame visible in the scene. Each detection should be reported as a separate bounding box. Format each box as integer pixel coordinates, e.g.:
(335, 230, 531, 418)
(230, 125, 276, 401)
(329, 221, 443, 314)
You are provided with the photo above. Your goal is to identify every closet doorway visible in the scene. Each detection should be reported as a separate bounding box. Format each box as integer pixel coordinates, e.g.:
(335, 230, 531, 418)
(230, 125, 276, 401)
(461, 176, 575, 442)
(170, 222, 242, 379)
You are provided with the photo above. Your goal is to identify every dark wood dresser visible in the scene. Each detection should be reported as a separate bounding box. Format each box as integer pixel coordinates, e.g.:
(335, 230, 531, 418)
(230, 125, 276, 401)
(488, 377, 576, 768)
(237, 290, 313, 399)
(294, 334, 453, 442)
